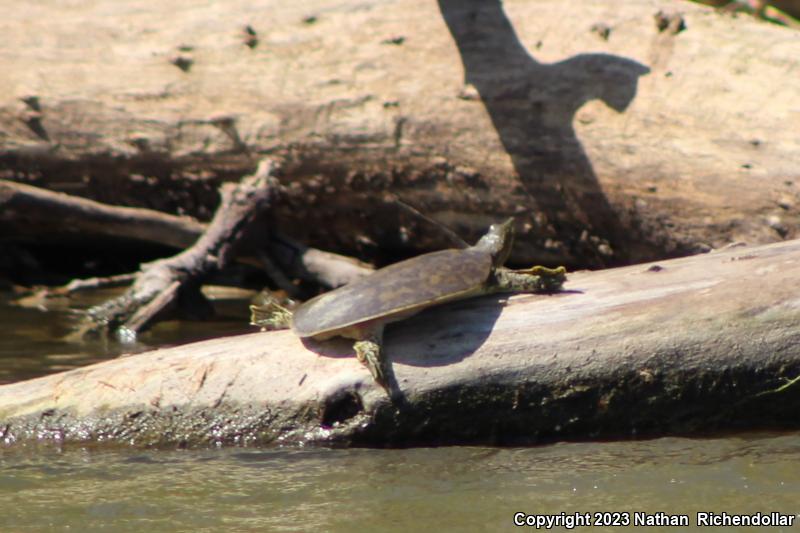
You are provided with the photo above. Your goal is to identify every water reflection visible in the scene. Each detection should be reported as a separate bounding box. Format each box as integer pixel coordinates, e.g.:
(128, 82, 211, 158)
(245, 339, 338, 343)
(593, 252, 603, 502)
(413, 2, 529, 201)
(0, 290, 252, 384)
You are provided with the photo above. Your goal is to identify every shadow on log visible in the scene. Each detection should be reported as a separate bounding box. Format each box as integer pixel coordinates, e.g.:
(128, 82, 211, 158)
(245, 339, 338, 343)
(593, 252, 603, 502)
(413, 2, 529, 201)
(438, 0, 650, 264)
(1, 239, 799, 447)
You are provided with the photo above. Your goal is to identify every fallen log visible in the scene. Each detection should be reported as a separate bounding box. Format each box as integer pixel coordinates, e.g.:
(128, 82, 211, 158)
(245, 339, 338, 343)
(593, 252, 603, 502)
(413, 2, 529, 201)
(1, 238, 799, 447)
(0, 179, 204, 249)
(1, 0, 798, 268)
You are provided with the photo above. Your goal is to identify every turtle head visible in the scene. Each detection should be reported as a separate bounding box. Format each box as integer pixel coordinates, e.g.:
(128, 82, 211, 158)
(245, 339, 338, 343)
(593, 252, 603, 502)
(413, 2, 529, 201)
(473, 218, 514, 267)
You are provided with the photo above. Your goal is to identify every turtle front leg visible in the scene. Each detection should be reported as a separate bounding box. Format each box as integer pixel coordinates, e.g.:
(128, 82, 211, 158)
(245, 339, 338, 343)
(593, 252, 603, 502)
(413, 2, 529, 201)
(494, 265, 567, 293)
(353, 327, 387, 387)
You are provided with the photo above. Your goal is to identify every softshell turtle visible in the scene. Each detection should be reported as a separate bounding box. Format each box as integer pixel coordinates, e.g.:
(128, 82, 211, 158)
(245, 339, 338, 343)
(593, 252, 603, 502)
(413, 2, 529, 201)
(250, 219, 566, 388)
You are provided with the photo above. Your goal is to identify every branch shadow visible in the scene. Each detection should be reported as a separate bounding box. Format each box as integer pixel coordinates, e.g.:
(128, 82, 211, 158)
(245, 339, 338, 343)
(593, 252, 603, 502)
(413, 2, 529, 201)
(438, 0, 650, 266)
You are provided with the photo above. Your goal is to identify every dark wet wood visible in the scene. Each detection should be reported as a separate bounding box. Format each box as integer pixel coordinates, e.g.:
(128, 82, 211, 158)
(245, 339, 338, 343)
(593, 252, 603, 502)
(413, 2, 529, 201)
(0, 178, 373, 296)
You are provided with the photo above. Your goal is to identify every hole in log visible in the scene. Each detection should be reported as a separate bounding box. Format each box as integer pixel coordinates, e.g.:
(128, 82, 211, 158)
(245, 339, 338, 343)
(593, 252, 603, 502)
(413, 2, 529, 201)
(320, 389, 364, 428)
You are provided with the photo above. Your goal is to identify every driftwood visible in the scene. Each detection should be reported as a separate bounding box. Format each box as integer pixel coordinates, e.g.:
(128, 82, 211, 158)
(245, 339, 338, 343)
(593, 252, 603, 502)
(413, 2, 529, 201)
(3, 166, 372, 333)
(0, 178, 372, 291)
(0, 179, 204, 249)
(1, 238, 798, 447)
(82, 160, 280, 335)
(1, 0, 798, 269)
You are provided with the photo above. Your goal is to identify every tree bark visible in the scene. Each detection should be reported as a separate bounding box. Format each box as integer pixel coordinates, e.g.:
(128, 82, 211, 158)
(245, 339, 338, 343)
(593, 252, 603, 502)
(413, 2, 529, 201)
(1, 0, 797, 268)
(1, 238, 798, 447)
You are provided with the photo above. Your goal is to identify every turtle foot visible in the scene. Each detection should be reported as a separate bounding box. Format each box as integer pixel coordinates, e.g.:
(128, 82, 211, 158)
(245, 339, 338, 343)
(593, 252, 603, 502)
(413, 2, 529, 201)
(496, 265, 567, 292)
(354, 339, 387, 389)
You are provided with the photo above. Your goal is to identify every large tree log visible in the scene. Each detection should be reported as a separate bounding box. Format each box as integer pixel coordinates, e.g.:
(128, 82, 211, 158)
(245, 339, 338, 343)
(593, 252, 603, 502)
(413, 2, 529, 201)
(1, 239, 798, 447)
(1, 0, 798, 267)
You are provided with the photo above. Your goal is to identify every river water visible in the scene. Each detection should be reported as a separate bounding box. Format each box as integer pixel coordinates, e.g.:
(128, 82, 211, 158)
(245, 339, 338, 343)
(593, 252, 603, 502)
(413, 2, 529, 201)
(1, 292, 799, 532)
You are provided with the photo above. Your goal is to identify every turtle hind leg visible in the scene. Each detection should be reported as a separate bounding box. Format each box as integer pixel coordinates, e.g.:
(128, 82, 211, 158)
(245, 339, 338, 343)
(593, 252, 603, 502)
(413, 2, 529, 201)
(353, 328, 387, 388)
(494, 265, 567, 293)
(249, 299, 293, 330)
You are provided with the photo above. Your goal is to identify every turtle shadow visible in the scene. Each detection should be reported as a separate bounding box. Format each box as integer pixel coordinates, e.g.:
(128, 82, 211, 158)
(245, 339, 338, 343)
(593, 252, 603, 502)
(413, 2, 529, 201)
(301, 291, 575, 401)
(389, 288, 581, 370)
(437, 0, 650, 266)
(386, 294, 512, 368)
(304, 290, 580, 367)
(299, 295, 504, 368)
(300, 337, 360, 360)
